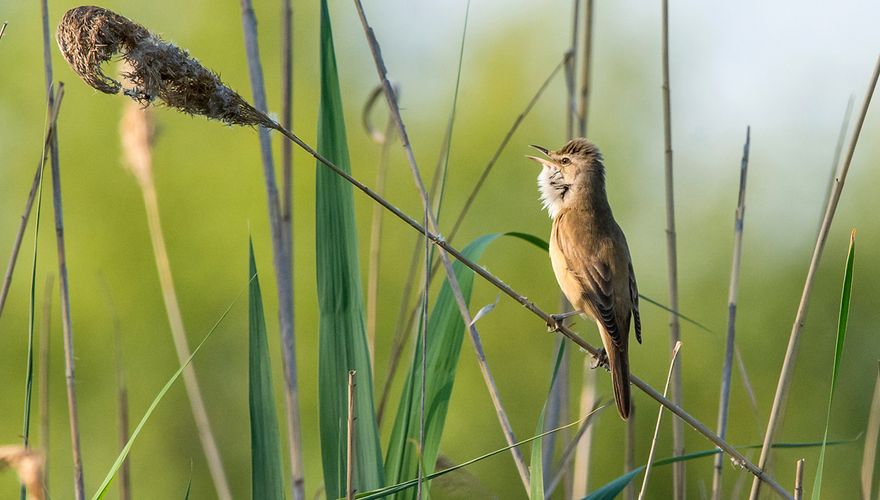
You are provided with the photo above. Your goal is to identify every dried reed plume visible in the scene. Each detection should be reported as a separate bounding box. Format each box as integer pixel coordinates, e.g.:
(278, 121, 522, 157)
(57, 5, 274, 128)
(0, 445, 45, 500)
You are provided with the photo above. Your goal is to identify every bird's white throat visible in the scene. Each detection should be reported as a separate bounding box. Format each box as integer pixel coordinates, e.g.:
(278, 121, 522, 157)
(537, 166, 568, 219)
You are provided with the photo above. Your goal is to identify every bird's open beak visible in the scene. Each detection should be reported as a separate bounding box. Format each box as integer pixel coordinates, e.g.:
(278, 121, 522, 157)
(526, 145, 555, 168)
(530, 144, 550, 156)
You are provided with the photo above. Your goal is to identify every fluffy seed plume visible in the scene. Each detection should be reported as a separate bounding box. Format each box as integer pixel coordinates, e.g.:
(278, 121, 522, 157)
(0, 446, 45, 500)
(56, 5, 276, 128)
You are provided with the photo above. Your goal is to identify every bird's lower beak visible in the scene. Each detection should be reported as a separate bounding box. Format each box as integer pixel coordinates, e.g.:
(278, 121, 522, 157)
(526, 155, 555, 169)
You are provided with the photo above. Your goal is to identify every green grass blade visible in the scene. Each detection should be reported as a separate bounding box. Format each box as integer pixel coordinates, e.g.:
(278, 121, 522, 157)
(92, 285, 248, 500)
(811, 230, 856, 500)
(530, 342, 567, 500)
(316, 1, 384, 497)
(248, 240, 285, 500)
(384, 233, 503, 498)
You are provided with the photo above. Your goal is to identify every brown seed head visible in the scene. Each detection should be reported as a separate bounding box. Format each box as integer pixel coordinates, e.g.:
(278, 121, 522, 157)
(56, 5, 275, 128)
(0, 445, 45, 500)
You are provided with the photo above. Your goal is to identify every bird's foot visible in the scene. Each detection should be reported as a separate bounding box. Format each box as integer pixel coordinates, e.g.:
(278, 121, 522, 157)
(590, 348, 609, 371)
(546, 310, 581, 332)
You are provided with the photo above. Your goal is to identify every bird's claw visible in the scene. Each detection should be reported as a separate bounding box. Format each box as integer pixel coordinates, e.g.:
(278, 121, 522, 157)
(590, 348, 609, 370)
(546, 313, 575, 333)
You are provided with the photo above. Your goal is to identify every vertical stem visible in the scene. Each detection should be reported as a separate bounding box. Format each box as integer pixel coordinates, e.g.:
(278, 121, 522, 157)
(794, 459, 805, 500)
(101, 281, 132, 500)
(577, 0, 594, 138)
(40, 0, 84, 493)
(638, 342, 682, 500)
(366, 118, 395, 373)
(240, 3, 305, 499)
(749, 55, 879, 500)
(660, 0, 685, 497)
(712, 127, 751, 500)
(139, 176, 232, 500)
(625, 403, 637, 500)
(346, 371, 357, 500)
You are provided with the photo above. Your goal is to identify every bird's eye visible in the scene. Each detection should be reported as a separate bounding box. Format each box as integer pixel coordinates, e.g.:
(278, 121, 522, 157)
(561, 157, 571, 165)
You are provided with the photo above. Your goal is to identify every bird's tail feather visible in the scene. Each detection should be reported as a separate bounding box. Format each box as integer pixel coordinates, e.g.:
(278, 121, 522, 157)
(607, 346, 631, 420)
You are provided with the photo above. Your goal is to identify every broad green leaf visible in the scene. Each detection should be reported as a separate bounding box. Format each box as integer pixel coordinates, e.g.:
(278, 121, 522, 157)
(384, 232, 505, 499)
(530, 342, 567, 499)
(812, 230, 856, 500)
(248, 240, 284, 500)
(92, 286, 246, 499)
(316, 1, 384, 497)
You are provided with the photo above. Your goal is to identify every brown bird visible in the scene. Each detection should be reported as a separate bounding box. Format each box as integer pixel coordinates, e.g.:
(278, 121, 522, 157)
(527, 138, 641, 419)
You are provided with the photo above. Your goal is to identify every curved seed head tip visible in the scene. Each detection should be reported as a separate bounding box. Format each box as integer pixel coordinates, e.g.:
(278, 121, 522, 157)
(56, 5, 276, 128)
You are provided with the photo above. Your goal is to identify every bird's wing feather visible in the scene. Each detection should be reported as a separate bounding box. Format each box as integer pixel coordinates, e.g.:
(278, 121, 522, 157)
(629, 261, 641, 344)
(555, 213, 625, 348)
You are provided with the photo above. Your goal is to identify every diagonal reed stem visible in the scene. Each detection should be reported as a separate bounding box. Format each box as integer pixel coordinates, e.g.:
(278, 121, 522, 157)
(239, 3, 305, 499)
(267, 115, 792, 499)
(749, 53, 880, 500)
(711, 127, 751, 499)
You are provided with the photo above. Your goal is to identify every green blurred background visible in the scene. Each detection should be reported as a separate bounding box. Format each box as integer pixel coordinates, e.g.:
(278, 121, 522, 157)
(1, 0, 878, 498)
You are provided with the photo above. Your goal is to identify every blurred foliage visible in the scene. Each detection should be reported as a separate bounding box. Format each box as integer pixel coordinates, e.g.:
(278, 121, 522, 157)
(1, 0, 878, 498)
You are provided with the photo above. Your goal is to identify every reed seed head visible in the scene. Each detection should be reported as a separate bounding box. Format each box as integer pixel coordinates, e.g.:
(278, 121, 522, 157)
(0, 446, 45, 500)
(56, 5, 275, 128)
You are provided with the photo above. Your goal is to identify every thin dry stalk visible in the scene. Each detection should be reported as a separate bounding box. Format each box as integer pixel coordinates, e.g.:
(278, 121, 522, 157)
(712, 127, 751, 500)
(0, 86, 64, 321)
(749, 54, 880, 500)
(99, 280, 131, 500)
(625, 403, 637, 500)
(0, 22, 8, 40)
(544, 402, 606, 497)
(238, 3, 305, 499)
(352, 0, 531, 490)
(121, 101, 232, 500)
(44, 4, 86, 495)
(0, 446, 45, 500)
(346, 371, 357, 500)
(572, 365, 596, 497)
(364, 87, 396, 372)
(56, 9, 791, 495)
(794, 459, 805, 500)
(566, 0, 581, 139)
(572, 2, 597, 494)
(280, 0, 293, 262)
(861, 362, 880, 499)
(38, 275, 52, 496)
(660, 1, 685, 496)
(638, 341, 682, 500)
(577, 0, 594, 137)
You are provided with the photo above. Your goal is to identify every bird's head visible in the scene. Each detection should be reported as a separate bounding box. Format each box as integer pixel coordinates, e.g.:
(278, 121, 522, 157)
(527, 138, 604, 218)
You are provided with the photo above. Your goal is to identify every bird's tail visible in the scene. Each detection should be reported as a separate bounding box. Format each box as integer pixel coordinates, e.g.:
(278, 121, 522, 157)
(607, 345, 631, 420)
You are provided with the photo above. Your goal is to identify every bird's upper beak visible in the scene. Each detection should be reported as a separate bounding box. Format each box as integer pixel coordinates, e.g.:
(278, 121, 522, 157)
(526, 144, 555, 169)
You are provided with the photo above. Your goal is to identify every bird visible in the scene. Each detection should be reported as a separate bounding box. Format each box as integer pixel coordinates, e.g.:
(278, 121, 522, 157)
(527, 138, 641, 419)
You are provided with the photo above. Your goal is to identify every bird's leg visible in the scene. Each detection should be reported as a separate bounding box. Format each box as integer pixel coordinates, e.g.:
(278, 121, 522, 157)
(546, 310, 582, 332)
(590, 348, 609, 370)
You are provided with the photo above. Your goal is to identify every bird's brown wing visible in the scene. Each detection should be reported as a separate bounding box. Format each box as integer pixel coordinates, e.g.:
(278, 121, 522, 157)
(554, 213, 625, 348)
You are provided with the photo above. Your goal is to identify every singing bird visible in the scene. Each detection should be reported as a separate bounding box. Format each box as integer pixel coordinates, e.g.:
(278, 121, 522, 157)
(527, 138, 641, 419)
